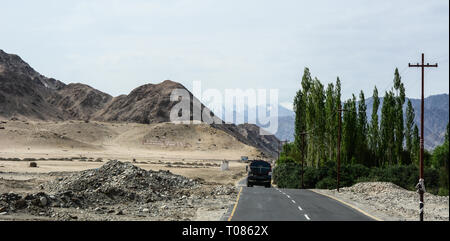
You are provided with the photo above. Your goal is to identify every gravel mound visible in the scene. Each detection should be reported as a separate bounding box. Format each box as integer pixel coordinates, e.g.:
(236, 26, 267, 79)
(317, 182, 449, 221)
(0, 160, 240, 220)
(342, 182, 405, 194)
(44, 160, 199, 206)
(0, 160, 201, 215)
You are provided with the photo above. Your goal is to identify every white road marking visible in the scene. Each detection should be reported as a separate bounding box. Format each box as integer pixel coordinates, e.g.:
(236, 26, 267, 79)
(304, 214, 311, 220)
(298, 206, 303, 211)
(291, 200, 296, 204)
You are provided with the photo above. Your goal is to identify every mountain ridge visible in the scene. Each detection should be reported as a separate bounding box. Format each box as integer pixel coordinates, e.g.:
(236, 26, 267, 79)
(0, 49, 280, 158)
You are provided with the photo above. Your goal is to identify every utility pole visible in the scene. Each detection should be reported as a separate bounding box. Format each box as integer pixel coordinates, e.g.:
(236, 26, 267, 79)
(408, 53, 438, 221)
(278, 140, 282, 160)
(337, 103, 342, 193)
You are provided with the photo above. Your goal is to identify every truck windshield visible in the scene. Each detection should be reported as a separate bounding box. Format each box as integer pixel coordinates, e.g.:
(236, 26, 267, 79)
(249, 161, 271, 175)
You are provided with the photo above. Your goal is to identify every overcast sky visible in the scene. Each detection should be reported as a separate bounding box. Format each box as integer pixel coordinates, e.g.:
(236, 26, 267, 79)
(1, 0, 448, 110)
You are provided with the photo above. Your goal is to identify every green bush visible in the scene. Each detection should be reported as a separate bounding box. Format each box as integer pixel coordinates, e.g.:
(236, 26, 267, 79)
(302, 166, 320, 189)
(272, 163, 302, 189)
(277, 155, 295, 164)
(316, 177, 337, 189)
(438, 188, 449, 196)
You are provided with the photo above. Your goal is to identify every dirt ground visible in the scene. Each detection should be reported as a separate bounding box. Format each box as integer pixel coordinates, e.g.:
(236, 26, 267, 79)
(0, 159, 247, 186)
(0, 119, 264, 161)
(0, 119, 259, 221)
(0, 159, 247, 221)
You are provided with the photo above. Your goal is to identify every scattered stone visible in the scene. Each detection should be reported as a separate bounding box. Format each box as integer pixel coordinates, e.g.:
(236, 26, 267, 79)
(40, 197, 47, 206)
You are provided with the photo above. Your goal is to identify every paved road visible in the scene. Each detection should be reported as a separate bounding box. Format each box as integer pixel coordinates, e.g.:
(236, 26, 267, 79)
(226, 178, 374, 221)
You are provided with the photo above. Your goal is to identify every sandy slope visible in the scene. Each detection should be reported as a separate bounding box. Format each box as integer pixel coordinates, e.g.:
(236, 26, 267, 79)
(0, 119, 263, 162)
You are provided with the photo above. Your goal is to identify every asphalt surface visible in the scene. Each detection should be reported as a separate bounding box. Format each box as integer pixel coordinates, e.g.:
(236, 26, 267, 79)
(227, 178, 374, 221)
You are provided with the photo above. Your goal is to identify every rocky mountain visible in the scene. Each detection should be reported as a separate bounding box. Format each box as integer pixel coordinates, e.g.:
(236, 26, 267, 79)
(0, 49, 280, 157)
(49, 83, 113, 120)
(0, 49, 111, 121)
(365, 94, 449, 150)
(0, 50, 65, 90)
(0, 69, 64, 120)
(274, 115, 295, 142)
(93, 80, 221, 124)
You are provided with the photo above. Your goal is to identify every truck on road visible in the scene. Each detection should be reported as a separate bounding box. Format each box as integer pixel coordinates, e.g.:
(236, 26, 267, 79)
(246, 160, 272, 188)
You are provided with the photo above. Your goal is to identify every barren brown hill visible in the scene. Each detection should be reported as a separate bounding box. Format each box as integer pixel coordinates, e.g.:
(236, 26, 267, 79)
(49, 83, 113, 120)
(0, 70, 63, 120)
(0, 49, 64, 90)
(93, 80, 220, 124)
(0, 49, 280, 158)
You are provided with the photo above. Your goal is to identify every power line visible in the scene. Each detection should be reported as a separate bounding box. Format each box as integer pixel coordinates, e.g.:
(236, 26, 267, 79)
(380, 65, 410, 95)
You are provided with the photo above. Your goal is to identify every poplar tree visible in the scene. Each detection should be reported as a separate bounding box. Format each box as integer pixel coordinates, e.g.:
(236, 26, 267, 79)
(412, 124, 420, 166)
(312, 78, 326, 166)
(300, 68, 313, 166)
(393, 68, 406, 164)
(294, 88, 306, 165)
(342, 95, 357, 164)
(369, 86, 380, 166)
(357, 90, 368, 165)
(405, 99, 415, 157)
(380, 91, 396, 166)
(325, 83, 335, 161)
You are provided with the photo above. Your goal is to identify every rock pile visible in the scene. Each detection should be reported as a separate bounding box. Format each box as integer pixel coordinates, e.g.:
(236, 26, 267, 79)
(0, 160, 201, 215)
(44, 160, 200, 207)
(0, 160, 241, 220)
(341, 182, 404, 195)
(0, 192, 52, 216)
(324, 182, 449, 221)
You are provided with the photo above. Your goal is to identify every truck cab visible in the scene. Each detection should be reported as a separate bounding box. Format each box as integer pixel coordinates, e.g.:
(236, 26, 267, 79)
(246, 160, 272, 188)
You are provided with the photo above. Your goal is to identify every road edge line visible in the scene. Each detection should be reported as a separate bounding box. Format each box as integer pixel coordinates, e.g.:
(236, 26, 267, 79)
(235, 176, 247, 187)
(309, 189, 383, 221)
(228, 186, 243, 221)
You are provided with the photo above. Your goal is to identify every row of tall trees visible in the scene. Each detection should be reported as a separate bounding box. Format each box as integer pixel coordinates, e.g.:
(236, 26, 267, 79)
(291, 67, 424, 168)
